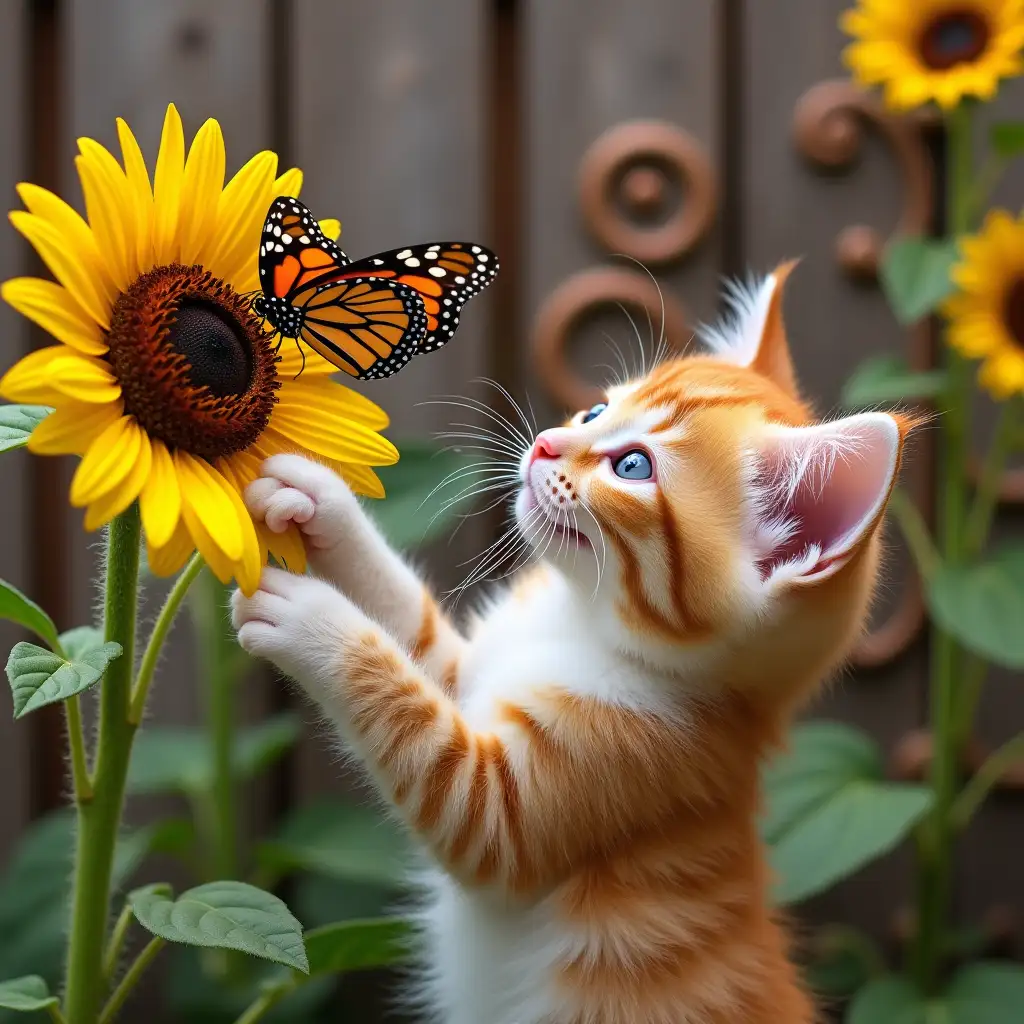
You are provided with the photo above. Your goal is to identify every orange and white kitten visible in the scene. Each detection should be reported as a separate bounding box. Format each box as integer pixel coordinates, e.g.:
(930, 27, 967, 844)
(232, 262, 912, 1024)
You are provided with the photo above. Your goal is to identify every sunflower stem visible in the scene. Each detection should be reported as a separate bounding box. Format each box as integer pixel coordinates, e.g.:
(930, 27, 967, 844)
(97, 937, 165, 1024)
(911, 100, 975, 996)
(63, 506, 141, 1024)
(128, 552, 204, 725)
(66, 695, 93, 803)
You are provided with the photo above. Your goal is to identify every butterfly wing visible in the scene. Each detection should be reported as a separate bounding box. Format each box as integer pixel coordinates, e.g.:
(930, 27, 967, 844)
(258, 196, 350, 304)
(338, 242, 499, 353)
(296, 277, 428, 381)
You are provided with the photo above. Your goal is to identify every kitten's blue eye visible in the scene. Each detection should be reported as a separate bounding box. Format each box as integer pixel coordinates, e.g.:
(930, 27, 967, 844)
(613, 450, 653, 481)
(582, 403, 607, 424)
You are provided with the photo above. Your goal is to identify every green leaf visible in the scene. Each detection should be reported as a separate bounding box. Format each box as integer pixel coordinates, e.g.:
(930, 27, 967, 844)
(848, 974, 924, 1024)
(840, 355, 947, 409)
(0, 976, 57, 1012)
(234, 713, 301, 779)
(0, 580, 59, 652)
(943, 961, 1024, 1022)
(0, 406, 51, 455)
(131, 880, 309, 974)
(57, 625, 103, 660)
(304, 916, 411, 977)
(880, 237, 958, 325)
(991, 121, 1024, 160)
(5, 639, 121, 718)
(369, 441, 482, 550)
(928, 545, 1024, 669)
(762, 722, 933, 904)
(256, 799, 411, 888)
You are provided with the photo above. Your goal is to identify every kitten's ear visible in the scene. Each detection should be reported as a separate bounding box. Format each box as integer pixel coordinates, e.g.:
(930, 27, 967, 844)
(750, 412, 911, 589)
(701, 260, 801, 398)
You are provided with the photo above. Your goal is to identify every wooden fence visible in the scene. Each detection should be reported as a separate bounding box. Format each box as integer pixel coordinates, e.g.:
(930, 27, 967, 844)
(0, 0, 1022, 1018)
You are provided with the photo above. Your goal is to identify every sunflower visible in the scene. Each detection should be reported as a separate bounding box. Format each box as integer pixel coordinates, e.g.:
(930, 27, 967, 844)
(0, 103, 397, 595)
(841, 0, 1024, 110)
(943, 208, 1024, 398)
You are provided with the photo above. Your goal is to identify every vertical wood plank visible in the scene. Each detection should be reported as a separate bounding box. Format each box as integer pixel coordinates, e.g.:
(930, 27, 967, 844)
(290, 1, 491, 800)
(743, 0, 932, 942)
(0, 0, 32, 866)
(523, 0, 723, 427)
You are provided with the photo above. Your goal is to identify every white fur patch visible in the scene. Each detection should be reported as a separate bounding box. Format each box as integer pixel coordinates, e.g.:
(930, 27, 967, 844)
(697, 272, 776, 367)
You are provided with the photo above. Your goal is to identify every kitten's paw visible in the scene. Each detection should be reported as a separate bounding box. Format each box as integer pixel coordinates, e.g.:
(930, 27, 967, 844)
(231, 566, 366, 685)
(245, 454, 358, 552)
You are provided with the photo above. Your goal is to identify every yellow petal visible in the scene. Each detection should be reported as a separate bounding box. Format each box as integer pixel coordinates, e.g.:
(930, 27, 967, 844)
(27, 399, 123, 455)
(276, 378, 390, 429)
(1, 278, 107, 355)
(9, 211, 112, 329)
(70, 416, 143, 506)
(15, 183, 117, 312)
(218, 472, 262, 596)
(49, 353, 121, 403)
(139, 439, 182, 548)
(338, 462, 386, 499)
(273, 167, 302, 198)
(266, 403, 398, 465)
(175, 451, 244, 561)
(83, 429, 152, 530)
(265, 521, 307, 575)
(319, 218, 341, 242)
(152, 104, 185, 265)
(206, 150, 277, 284)
(147, 519, 195, 578)
(179, 118, 226, 265)
(117, 117, 155, 273)
(0, 346, 70, 404)
(76, 139, 136, 288)
(275, 339, 339, 378)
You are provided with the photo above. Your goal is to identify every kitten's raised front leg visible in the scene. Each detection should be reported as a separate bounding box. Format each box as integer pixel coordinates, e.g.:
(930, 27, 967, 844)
(246, 454, 463, 693)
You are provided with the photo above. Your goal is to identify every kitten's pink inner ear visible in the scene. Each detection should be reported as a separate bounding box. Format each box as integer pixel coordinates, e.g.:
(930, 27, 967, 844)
(755, 413, 900, 583)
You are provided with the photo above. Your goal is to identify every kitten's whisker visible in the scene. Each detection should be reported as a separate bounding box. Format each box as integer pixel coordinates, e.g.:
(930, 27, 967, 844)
(575, 493, 607, 598)
(437, 428, 526, 461)
(417, 463, 519, 512)
(430, 478, 519, 526)
(471, 377, 536, 445)
(615, 301, 647, 379)
(448, 509, 539, 600)
(599, 332, 631, 388)
(420, 397, 531, 450)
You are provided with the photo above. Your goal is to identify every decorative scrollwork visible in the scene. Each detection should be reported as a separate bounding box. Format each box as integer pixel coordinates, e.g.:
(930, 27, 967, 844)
(793, 78, 936, 668)
(579, 120, 717, 266)
(532, 268, 690, 413)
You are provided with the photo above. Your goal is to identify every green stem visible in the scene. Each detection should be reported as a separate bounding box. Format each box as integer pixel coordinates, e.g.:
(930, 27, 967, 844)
(951, 732, 1024, 830)
(45, 1006, 67, 1024)
(97, 937, 165, 1024)
(63, 507, 142, 1024)
(888, 485, 940, 580)
(103, 902, 135, 983)
(66, 696, 93, 803)
(964, 399, 1019, 557)
(129, 553, 204, 725)
(912, 101, 975, 996)
(232, 984, 292, 1024)
(954, 653, 989, 750)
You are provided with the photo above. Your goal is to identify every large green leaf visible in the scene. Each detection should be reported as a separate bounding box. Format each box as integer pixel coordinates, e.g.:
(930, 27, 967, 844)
(0, 976, 57, 1012)
(0, 581, 59, 652)
(127, 713, 301, 796)
(0, 406, 51, 455)
(840, 355, 947, 409)
(256, 798, 411, 888)
(991, 121, 1024, 160)
(880, 237, 958, 326)
(5, 639, 121, 718)
(848, 975, 924, 1024)
(928, 545, 1024, 669)
(131, 881, 309, 973)
(762, 722, 933, 905)
(304, 916, 411, 976)
(369, 442, 484, 550)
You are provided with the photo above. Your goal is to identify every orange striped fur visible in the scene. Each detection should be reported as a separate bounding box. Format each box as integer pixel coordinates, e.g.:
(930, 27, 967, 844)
(233, 263, 914, 1023)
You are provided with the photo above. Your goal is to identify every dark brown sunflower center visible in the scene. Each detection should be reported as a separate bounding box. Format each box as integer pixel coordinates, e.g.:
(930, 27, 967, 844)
(918, 10, 990, 70)
(106, 264, 280, 461)
(1004, 277, 1024, 349)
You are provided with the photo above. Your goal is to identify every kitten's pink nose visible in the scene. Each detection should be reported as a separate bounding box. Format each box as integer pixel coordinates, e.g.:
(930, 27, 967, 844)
(530, 431, 562, 463)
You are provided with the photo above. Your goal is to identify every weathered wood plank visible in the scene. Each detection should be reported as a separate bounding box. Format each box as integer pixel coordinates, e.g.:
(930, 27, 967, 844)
(743, 0, 932, 942)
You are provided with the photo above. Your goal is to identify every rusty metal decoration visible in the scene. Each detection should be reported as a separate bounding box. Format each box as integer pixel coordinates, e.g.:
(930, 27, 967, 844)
(793, 79, 936, 668)
(578, 120, 718, 266)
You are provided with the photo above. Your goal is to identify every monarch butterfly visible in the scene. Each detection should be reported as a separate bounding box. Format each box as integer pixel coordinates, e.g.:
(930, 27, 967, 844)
(252, 196, 499, 380)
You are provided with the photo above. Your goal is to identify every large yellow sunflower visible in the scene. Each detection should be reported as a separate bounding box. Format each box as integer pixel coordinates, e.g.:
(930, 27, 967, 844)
(0, 103, 396, 595)
(944, 208, 1024, 398)
(841, 0, 1024, 110)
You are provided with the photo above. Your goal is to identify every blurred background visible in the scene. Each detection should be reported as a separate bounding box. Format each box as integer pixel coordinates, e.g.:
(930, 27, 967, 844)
(0, 0, 1023, 1020)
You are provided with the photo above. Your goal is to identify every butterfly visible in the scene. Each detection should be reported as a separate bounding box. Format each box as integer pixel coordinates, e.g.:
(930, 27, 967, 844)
(251, 196, 499, 380)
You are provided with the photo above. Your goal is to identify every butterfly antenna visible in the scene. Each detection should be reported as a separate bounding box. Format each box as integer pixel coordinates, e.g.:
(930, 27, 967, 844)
(292, 338, 306, 380)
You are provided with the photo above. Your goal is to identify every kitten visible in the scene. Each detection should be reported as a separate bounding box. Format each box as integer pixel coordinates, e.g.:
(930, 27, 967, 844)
(232, 261, 914, 1024)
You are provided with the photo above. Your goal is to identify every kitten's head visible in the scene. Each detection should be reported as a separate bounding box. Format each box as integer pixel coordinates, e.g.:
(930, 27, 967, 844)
(516, 262, 916, 699)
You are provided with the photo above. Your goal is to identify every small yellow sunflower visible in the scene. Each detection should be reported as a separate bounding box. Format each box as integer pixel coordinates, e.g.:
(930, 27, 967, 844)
(841, 0, 1024, 110)
(944, 208, 1024, 398)
(0, 103, 397, 595)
